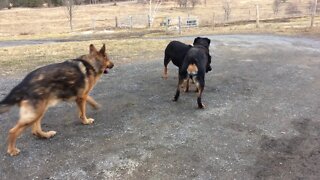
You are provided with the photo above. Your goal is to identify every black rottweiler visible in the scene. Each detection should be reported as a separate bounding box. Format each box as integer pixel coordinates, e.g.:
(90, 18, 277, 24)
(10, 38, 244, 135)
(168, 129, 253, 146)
(163, 37, 212, 79)
(172, 39, 211, 109)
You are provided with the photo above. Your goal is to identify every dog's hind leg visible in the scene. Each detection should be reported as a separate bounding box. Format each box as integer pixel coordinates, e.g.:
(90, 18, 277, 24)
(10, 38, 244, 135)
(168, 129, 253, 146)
(32, 114, 57, 139)
(173, 76, 187, 101)
(7, 100, 41, 156)
(76, 96, 94, 125)
(31, 103, 56, 139)
(195, 79, 205, 109)
(184, 78, 190, 92)
(163, 54, 170, 79)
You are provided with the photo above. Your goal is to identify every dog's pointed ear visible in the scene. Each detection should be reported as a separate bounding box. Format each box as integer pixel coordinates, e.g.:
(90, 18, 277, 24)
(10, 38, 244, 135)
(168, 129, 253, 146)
(99, 44, 106, 55)
(206, 38, 211, 45)
(193, 37, 200, 44)
(89, 44, 97, 54)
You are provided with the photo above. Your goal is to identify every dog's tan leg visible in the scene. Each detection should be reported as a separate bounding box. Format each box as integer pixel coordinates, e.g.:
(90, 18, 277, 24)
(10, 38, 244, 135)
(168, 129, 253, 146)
(184, 78, 190, 92)
(173, 77, 186, 101)
(30, 101, 56, 138)
(7, 101, 38, 156)
(195, 85, 205, 109)
(86, 96, 101, 110)
(76, 96, 94, 125)
(7, 124, 28, 156)
(31, 115, 56, 139)
(163, 66, 168, 79)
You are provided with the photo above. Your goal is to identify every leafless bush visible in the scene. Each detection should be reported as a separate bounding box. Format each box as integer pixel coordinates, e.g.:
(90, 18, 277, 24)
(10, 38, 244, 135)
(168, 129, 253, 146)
(0, 0, 8, 9)
(177, 0, 187, 8)
(285, 2, 301, 15)
(222, 0, 231, 21)
(273, 0, 281, 15)
(308, 0, 320, 14)
(190, 0, 200, 8)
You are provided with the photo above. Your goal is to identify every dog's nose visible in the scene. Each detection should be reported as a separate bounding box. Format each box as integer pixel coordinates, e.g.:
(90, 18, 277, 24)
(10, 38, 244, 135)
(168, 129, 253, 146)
(109, 63, 114, 69)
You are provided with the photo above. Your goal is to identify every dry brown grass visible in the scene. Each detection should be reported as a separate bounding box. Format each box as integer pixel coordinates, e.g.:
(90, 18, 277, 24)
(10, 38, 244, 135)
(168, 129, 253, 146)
(0, 38, 170, 76)
(0, 0, 319, 76)
(0, 0, 318, 38)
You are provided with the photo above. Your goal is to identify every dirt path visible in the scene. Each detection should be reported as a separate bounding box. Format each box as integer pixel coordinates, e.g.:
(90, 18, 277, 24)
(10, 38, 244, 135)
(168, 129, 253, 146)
(0, 35, 320, 179)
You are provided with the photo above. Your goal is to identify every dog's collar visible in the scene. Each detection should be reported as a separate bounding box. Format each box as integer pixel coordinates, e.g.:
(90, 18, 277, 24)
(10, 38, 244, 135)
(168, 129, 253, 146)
(72, 59, 97, 76)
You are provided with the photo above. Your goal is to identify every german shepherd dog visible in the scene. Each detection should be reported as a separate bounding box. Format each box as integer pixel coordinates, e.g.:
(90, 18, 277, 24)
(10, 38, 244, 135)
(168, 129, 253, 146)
(163, 37, 212, 80)
(0, 44, 114, 156)
(172, 38, 211, 109)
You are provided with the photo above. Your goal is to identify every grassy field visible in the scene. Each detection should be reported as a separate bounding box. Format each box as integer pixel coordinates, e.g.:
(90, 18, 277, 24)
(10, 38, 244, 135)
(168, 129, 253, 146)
(0, 38, 170, 76)
(0, 0, 319, 38)
(0, 0, 319, 76)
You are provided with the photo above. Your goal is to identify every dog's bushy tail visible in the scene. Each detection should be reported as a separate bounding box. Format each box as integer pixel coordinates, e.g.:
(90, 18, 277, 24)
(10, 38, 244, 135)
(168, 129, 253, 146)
(0, 88, 23, 114)
(0, 104, 11, 114)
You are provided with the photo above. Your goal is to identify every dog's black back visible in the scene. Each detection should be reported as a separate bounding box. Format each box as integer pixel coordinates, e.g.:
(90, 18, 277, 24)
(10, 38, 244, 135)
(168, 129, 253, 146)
(164, 41, 192, 68)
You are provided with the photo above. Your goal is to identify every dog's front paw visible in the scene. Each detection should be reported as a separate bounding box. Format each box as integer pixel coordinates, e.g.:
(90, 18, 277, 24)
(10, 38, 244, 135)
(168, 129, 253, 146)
(82, 118, 95, 125)
(44, 131, 57, 138)
(8, 147, 20, 156)
(198, 103, 206, 109)
(162, 74, 168, 79)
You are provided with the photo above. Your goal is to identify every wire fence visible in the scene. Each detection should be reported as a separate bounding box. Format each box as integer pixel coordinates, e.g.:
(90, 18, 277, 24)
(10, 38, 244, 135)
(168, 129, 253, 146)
(87, 2, 320, 33)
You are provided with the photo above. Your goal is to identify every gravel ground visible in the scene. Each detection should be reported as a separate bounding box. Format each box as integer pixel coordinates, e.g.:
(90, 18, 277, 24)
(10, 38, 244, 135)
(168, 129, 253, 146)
(0, 34, 320, 179)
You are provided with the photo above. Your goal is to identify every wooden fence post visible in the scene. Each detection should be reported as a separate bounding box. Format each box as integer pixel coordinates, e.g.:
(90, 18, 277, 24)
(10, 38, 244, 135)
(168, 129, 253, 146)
(212, 12, 215, 30)
(115, 16, 118, 28)
(311, 0, 318, 28)
(178, 16, 181, 35)
(148, 15, 151, 28)
(256, 4, 260, 28)
(91, 17, 95, 30)
(130, 16, 133, 29)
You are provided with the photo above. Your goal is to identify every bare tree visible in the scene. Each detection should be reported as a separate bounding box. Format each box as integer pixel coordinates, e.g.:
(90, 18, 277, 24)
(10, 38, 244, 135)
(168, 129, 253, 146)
(177, 0, 187, 8)
(273, 0, 281, 15)
(285, 2, 301, 15)
(308, 0, 319, 14)
(0, 0, 8, 9)
(190, 0, 200, 8)
(311, 0, 318, 27)
(148, 0, 162, 27)
(222, 0, 231, 21)
(64, 0, 76, 31)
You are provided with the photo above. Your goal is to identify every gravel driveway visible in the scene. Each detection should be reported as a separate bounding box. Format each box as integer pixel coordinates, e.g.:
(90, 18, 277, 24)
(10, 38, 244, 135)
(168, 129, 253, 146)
(0, 34, 320, 179)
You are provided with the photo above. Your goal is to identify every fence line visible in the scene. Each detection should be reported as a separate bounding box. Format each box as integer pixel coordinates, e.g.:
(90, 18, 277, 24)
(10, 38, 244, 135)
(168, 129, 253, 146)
(88, 3, 319, 33)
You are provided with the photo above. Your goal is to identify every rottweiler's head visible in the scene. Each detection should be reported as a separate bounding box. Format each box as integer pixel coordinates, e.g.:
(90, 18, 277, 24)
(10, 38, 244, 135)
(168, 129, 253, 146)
(193, 37, 211, 49)
(193, 37, 212, 73)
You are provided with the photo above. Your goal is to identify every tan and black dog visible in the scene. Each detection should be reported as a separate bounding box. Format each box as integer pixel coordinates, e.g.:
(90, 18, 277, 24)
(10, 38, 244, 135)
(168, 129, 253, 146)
(172, 38, 211, 109)
(0, 44, 113, 156)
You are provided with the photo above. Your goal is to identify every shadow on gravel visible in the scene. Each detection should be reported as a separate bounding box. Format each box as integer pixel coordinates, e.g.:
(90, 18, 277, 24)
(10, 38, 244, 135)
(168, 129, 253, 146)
(250, 118, 320, 179)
